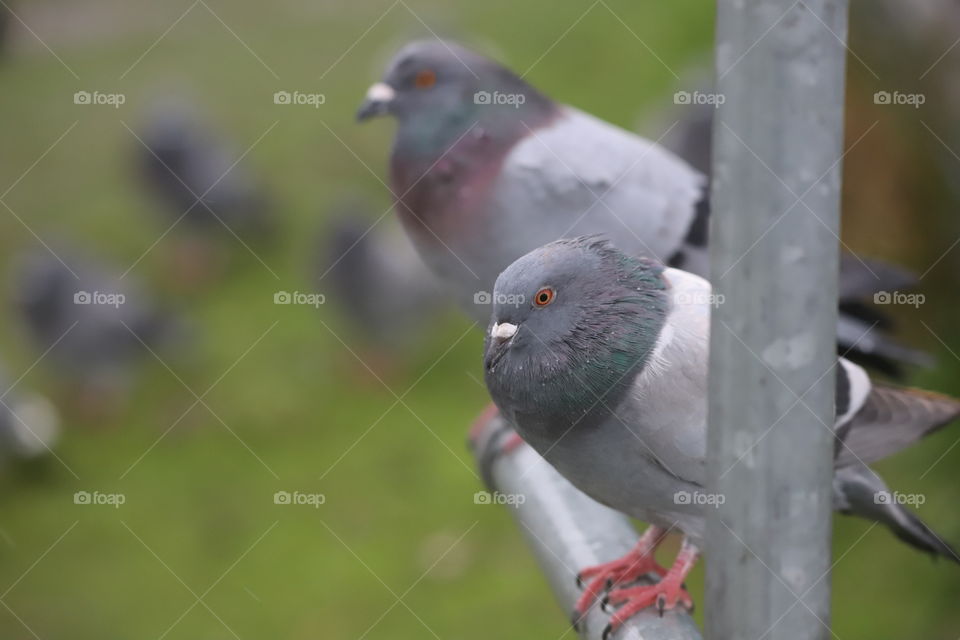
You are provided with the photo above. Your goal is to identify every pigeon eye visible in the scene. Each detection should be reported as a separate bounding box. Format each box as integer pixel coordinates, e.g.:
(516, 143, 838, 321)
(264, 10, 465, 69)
(414, 69, 436, 89)
(534, 287, 555, 307)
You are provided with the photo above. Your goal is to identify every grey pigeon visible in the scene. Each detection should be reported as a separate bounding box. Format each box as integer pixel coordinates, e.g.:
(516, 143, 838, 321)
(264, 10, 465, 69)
(137, 100, 275, 243)
(357, 39, 924, 373)
(11, 249, 187, 398)
(482, 237, 959, 635)
(320, 198, 448, 351)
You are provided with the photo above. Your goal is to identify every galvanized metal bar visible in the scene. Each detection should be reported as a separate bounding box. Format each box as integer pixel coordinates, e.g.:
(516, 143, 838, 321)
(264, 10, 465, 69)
(472, 416, 702, 640)
(706, 1, 848, 639)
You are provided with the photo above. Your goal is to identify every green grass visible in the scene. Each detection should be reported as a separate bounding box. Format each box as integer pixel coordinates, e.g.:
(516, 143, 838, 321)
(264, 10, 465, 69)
(0, 1, 958, 638)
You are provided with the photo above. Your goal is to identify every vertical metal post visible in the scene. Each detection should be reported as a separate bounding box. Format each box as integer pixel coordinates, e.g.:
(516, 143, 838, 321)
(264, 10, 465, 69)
(706, 2, 847, 639)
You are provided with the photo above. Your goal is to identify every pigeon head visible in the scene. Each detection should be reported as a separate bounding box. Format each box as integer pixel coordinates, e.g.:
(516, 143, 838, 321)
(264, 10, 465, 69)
(483, 237, 669, 430)
(357, 40, 556, 148)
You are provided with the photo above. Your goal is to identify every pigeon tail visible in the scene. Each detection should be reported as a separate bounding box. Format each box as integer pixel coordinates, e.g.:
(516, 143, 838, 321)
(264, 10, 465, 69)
(836, 384, 960, 467)
(891, 506, 960, 564)
(835, 466, 960, 564)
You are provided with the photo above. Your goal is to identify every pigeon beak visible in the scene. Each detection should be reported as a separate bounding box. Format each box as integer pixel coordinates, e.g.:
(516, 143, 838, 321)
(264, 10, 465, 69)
(356, 82, 395, 121)
(486, 322, 519, 372)
(490, 322, 518, 345)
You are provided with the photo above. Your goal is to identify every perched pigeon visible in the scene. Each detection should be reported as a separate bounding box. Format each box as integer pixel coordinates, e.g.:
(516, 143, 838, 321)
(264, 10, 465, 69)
(320, 198, 448, 352)
(11, 249, 187, 402)
(137, 100, 275, 243)
(357, 39, 923, 373)
(482, 237, 959, 635)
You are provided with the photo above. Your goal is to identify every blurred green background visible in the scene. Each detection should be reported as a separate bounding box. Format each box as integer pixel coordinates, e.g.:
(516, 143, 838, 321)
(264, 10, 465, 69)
(0, 0, 958, 638)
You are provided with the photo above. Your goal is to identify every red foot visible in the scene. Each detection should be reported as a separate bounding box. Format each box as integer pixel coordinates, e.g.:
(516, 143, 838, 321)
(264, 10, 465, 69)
(469, 402, 527, 489)
(600, 540, 699, 639)
(572, 526, 668, 626)
(468, 403, 526, 457)
(468, 402, 501, 445)
(499, 431, 525, 455)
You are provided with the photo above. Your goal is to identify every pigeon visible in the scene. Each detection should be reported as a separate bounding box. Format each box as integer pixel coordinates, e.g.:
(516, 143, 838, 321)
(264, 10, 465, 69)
(11, 248, 188, 406)
(134, 100, 277, 288)
(320, 198, 449, 355)
(482, 237, 960, 636)
(357, 39, 924, 373)
(0, 363, 60, 462)
(137, 100, 274, 239)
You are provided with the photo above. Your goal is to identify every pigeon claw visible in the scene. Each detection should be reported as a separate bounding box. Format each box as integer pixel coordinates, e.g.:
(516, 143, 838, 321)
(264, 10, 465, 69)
(570, 608, 586, 632)
(571, 541, 666, 625)
(601, 581, 693, 634)
(600, 594, 612, 613)
(593, 538, 700, 635)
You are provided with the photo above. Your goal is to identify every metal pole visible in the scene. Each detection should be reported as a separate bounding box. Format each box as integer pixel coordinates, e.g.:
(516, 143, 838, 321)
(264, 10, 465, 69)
(706, 1, 847, 639)
(472, 417, 702, 640)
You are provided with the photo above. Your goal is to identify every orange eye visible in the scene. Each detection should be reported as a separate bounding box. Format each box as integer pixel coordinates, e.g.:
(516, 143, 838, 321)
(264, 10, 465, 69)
(534, 287, 555, 307)
(414, 69, 436, 89)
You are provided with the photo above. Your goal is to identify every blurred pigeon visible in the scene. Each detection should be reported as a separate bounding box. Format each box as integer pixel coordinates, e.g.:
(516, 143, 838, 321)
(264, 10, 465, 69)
(11, 249, 187, 409)
(0, 364, 60, 461)
(137, 100, 274, 240)
(320, 198, 448, 356)
(357, 39, 925, 374)
(483, 237, 959, 635)
(135, 100, 275, 288)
